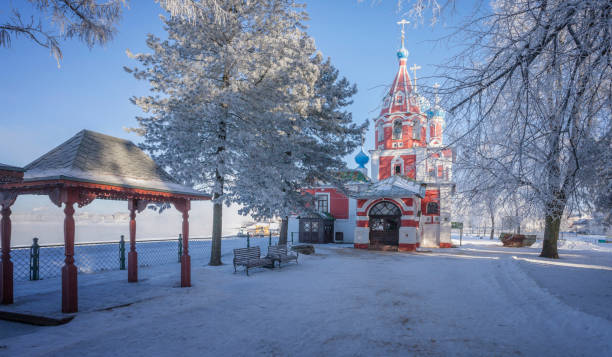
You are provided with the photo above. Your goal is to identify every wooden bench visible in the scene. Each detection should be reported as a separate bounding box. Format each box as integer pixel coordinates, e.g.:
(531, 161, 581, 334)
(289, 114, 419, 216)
(267, 245, 298, 268)
(233, 246, 272, 276)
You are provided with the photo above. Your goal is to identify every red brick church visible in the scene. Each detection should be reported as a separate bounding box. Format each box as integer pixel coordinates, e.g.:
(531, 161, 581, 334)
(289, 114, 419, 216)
(288, 22, 454, 251)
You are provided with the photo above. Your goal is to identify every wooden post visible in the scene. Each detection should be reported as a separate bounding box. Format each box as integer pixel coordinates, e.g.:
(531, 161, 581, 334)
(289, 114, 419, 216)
(128, 199, 138, 283)
(175, 199, 191, 287)
(1, 205, 14, 304)
(62, 200, 78, 313)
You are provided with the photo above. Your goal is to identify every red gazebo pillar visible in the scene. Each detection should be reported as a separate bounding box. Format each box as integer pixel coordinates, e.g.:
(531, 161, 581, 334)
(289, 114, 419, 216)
(175, 199, 191, 287)
(128, 199, 138, 283)
(1, 195, 16, 305)
(62, 197, 78, 313)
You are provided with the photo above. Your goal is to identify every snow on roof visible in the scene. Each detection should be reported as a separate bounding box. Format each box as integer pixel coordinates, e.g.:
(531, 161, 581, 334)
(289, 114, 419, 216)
(0, 163, 25, 172)
(22, 130, 208, 197)
(352, 175, 424, 199)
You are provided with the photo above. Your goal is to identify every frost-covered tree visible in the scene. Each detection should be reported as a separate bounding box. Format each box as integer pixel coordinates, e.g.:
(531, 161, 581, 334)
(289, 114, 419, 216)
(233, 54, 365, 244)
(127, 0, 363, 264)
(435, 0, 612, 258)
(1, 0, 126, 64)
(390, 0, 610, 258)
(0, 0, 231, 65)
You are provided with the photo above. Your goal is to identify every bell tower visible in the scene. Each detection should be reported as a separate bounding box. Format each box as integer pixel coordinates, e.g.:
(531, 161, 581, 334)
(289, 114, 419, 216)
(370, 20, 427, 182)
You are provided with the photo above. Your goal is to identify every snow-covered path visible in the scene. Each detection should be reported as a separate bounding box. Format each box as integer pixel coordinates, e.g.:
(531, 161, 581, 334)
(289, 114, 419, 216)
(1, 244, 611, 356)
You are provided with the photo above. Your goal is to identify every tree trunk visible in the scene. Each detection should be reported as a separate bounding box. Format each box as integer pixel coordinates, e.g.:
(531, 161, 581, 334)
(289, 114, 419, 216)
(209, 93, 228, 266)
(278, 216, 288, 245)
(540, 211, 560, 259)
(489, 214, 495, 240)
(540, 194, 565, 259)
(209, 201, 223, 265)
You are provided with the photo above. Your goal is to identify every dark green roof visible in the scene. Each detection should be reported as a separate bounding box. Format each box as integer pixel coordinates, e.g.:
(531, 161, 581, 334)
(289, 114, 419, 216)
(0, 163, 25, 172)
(337, 169, 369, 183)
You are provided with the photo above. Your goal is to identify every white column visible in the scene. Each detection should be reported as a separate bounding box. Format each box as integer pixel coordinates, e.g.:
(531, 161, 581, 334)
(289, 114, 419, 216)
(439, 185, 453, 247)
(354, 226, 369, 248)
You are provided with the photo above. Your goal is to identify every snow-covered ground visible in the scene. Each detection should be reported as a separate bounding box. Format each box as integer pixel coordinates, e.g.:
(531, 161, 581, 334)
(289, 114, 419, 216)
(1, 242, 611, 356)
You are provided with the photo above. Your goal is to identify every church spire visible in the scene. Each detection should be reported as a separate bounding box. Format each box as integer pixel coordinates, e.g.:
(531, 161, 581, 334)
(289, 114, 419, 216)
(396, 19, 410, 60)
(379, 19, 418, 117)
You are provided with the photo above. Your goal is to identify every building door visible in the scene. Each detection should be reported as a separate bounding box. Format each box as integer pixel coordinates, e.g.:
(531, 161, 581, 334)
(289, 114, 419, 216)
(299, 218, 319, 243)
(368, 201, 401, 248)
(323, 221, 334, 243)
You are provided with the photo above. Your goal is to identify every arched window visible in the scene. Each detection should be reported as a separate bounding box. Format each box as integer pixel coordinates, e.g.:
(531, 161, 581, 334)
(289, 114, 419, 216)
(426, 202, 439, 215)
(412, 121, 421, 140)
(377, 122, 384, 142)
(392, 120, 403, 140)
(369, 201, 401, 216)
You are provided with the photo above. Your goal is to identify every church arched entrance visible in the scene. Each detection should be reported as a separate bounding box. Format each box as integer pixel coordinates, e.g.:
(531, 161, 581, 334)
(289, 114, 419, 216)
(368, 201, 401, 249)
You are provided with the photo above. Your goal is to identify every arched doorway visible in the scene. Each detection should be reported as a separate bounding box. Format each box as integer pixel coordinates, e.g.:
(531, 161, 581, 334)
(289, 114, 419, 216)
(368, 201, 401, 248)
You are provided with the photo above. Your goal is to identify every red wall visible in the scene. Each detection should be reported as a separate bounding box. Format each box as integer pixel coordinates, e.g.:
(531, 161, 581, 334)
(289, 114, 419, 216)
(378, 155, 416, 180)
(401, 155, 416, 179)
(379, 156, 392, 180)
(376, 120, 428, 150)
(421, 189, 440, 216)
(303, 188, 349, 219)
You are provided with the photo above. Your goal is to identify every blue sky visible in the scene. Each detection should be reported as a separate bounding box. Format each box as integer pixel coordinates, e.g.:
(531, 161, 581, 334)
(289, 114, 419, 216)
(0, 0, 476, 243)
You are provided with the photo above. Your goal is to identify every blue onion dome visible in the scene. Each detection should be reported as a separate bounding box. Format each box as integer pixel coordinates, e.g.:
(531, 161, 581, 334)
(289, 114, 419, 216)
(397, 47, 409, 59)
(355, 149, 369, 168)
(417, 95, 431, 111)
(432, 106, 446, 119)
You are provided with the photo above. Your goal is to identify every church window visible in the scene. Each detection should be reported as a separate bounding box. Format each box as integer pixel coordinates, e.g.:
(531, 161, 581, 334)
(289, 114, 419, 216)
(315, 194, 328, 213)
(426, 202, 439, 215)
(377, 122, 384, 142)
(395, 92, 404, 105)
(394, 165, 401, 175)
(392, 120, 403, 140)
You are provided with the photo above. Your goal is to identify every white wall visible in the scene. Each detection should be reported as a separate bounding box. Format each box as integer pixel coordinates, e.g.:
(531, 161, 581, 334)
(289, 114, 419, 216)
(288, 216, 300, 244)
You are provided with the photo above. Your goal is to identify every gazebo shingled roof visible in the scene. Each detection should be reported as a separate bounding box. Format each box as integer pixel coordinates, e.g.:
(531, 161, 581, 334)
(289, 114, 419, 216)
(18, 129, 205, 197)
(0, 130, 210, 313)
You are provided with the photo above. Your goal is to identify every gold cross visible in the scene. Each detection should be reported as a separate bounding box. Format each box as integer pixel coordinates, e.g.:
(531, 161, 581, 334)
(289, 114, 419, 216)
(397, 19, 410, 48)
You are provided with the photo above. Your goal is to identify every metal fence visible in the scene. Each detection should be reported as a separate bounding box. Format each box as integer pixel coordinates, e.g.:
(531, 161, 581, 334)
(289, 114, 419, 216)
(10, 234, 282, 281)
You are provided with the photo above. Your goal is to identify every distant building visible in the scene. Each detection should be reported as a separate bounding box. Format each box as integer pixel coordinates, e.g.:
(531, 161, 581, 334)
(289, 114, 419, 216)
(289, 22, 455, 251)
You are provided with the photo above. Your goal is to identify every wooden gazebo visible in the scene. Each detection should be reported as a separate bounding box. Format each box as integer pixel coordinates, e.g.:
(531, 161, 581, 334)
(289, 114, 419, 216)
(0, 130, 210, 313)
